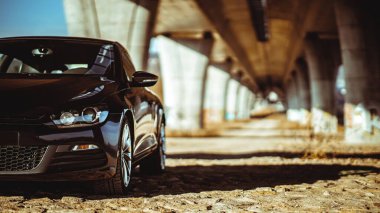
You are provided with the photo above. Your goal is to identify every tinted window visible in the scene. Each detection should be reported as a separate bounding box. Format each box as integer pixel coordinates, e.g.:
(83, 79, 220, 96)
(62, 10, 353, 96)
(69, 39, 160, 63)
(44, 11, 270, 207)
(0, 39, 115, 75)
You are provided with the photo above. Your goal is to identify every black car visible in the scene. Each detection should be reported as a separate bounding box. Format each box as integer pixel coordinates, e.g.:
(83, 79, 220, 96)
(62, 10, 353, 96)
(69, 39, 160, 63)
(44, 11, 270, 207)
(0, 36, 166, 194)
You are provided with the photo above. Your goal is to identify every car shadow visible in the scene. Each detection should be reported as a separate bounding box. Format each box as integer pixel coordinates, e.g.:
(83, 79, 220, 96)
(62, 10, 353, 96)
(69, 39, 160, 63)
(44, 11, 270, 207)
(167, 152, 380, 160)
(0, 160, 378, 199)
(128, 164, 379, 197)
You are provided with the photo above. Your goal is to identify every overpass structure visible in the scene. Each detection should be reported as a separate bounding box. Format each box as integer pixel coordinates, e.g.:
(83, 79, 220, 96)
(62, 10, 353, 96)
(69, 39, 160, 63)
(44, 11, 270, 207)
(63, 0, 380, 144)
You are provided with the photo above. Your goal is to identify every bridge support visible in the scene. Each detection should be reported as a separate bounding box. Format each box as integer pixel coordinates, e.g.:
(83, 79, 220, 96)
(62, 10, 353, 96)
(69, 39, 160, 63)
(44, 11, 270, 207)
(294, 58, 311, 126)
(203, 62, 231, 125)
(156, 34, 213, 130)
(305, 36, 340, 135)
(335, 0, 380, 144)
(286, 72, 300, 122)
(225, 79, 240, 120)
(64, 0, 159, 71)
(236, 86, 252, 119)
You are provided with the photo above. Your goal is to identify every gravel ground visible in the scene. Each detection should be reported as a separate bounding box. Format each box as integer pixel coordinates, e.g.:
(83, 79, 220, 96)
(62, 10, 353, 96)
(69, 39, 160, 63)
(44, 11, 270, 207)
(0, 115, 379, 212)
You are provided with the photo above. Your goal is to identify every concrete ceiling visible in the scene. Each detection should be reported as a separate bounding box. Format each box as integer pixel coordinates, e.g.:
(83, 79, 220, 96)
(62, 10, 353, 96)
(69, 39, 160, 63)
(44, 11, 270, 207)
(154, 0, 337, 92)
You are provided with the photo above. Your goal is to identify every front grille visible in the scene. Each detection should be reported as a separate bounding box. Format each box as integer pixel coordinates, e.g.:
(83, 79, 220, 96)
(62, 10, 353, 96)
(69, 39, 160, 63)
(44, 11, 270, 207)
(0, 146, 47, 171)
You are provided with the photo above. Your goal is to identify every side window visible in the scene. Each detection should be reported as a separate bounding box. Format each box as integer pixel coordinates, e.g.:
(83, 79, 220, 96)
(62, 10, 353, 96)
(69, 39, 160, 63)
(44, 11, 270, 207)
(120, 48, 136, 81)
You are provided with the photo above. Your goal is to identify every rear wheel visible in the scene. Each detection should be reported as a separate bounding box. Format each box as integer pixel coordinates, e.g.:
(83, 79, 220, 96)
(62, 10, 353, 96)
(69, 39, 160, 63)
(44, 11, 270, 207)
(140, 122, 166, 174)
(93, 123, 132, 195)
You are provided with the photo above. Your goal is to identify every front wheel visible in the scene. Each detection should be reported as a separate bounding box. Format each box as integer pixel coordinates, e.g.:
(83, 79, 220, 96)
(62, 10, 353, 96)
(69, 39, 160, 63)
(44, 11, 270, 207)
(93, 123, 132, 195)
(140, 123, 166, 174)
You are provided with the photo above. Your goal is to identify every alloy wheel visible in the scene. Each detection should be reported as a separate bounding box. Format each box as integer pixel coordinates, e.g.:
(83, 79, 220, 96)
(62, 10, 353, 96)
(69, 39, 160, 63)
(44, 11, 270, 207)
(121, 124, 132, 187)
(159, 124, 166, 170)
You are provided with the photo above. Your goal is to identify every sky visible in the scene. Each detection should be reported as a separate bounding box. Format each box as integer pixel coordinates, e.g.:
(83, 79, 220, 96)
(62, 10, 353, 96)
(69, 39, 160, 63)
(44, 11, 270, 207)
(0, 0, 67, 37)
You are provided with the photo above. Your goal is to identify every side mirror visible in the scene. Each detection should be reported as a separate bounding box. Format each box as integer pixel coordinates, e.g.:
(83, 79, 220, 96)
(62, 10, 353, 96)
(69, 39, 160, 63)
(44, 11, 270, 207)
(131, 71, 158, 87)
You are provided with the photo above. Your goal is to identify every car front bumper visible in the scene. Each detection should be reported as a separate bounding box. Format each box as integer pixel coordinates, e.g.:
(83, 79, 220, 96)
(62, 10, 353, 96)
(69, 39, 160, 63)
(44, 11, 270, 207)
(0, 114, 122, 181)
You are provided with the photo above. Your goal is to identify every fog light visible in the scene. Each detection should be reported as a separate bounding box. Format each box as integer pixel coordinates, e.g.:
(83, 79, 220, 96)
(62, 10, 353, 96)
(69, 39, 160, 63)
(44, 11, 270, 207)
(71, 144, 99, 151)
(60, 112, 75, 126)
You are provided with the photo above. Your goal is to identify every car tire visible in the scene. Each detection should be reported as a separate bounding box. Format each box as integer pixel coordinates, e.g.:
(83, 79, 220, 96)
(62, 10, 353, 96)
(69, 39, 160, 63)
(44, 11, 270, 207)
(93, 123, 133, 195)
(140, 122, 166, 175)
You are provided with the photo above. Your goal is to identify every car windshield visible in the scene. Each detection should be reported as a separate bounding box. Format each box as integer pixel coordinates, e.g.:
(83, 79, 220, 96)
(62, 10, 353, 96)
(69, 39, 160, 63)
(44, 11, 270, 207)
(0, 39, 115, 75)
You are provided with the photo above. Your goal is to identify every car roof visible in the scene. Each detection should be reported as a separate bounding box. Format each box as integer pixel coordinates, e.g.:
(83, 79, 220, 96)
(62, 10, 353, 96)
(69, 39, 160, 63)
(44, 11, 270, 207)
(0, 36, 116, 45)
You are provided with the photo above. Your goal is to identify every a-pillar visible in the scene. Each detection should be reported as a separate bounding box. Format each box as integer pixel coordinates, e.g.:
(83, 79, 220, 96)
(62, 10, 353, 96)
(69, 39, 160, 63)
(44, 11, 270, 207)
(156, 34, 214, 130)
(203, 62, 232, 125)
(64, 0, 159, 70)
(225, 79, 240, 121)
(335, 0, 380, 144)
(305, 35, 341, 135)
(295, 58, 311, 126)
(286, 72, 300, 122)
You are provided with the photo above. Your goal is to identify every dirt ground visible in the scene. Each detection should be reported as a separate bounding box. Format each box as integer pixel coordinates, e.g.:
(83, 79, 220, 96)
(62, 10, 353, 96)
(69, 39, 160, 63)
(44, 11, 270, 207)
(0, 114, 379, 212)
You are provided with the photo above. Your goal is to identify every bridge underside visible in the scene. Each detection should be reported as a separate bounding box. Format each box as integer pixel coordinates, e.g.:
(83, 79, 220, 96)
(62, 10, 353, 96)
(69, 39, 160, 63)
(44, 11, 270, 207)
(63, 0, 380, 144)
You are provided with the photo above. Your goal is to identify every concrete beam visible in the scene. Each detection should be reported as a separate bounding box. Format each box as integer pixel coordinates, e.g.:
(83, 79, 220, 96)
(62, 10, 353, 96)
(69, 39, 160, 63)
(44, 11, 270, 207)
(282, 0, 328, 84)
(195, 0, 259, 92)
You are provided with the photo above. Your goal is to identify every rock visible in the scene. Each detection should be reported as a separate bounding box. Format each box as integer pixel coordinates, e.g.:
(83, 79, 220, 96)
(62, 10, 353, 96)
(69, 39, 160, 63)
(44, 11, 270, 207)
(247, 205, 263, 212)
(181, 199, 195, 205)
(323, 191, 330, 196)
(60, 196, 83, 204)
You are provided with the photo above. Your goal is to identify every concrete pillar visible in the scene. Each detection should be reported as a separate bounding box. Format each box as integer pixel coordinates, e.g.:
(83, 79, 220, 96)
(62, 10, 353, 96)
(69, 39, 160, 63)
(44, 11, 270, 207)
(295, 58, 311, 126)
(247, 92, 256, 117)
(157, 34, 213, 130)
(236, 86, 251, 119)
(203, 62, 231, 125)
(305, 36, 341, 135)
(335, 0, 380, 144)
(225, 79, 240, 120)
(64, 0, 158, 70)
(146, 52, 164, 101)
(286, 72, 300, 122)
(63, 0, 101, 38)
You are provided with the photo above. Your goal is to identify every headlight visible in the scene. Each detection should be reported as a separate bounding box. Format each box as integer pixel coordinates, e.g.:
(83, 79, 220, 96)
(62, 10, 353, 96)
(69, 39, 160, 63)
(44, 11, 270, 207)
(60, 112, 76, 126)
(51, 105, 108, 128)
(82, 107, 100, 123)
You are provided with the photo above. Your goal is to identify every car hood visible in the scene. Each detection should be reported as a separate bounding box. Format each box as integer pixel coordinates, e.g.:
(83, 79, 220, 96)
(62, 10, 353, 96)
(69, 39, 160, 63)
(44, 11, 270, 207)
(0, 75, 118, 119)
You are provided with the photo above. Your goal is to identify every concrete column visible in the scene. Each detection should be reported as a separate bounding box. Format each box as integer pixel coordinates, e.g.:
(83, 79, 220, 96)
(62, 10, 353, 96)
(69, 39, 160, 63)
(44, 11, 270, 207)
(63, 0, 101, 38)
(305, 36, 341, 135)
(335, 0, 380, 144)
(146, 52, 164, 101)
(236, 86, 251, 119)
(286, 72, 300, 122)
(157, 34, 213, 130)
(295, 58, 311, 126)
(64, 0, 159, 70)
(247, 92, 256, 117)
(203, 62, 231, 125)
(225, 79, 240, 120)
